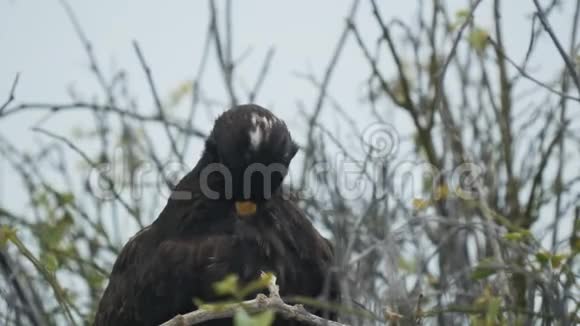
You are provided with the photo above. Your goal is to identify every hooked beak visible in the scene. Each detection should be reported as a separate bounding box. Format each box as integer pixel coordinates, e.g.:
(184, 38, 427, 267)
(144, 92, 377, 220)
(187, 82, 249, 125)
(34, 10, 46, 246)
(235, 201, 257, 217)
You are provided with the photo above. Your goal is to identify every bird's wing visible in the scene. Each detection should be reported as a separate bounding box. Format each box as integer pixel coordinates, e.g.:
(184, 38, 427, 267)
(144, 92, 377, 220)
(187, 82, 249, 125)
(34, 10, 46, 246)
(93, 225, 235, 326)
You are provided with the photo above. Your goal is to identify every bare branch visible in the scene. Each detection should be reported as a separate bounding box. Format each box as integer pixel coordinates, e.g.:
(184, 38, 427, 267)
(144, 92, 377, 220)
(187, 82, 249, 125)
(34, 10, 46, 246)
(533, 0, 580, 95)
(31, 127, 139, 219)
(209, 0, 238, 106)
(488, 38, 580, 102)
(161, 275, 348, 326)
(300, 0, 361, 189)
(0, 102, 206, 138)
(249, 47, 275, 103)
(0, 73, 20, 114)
(132, 40, 183, 162)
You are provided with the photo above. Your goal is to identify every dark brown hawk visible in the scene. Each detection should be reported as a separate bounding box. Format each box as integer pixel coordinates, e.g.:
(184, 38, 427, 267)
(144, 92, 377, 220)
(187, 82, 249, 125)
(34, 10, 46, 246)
(94, 104, 339, 325)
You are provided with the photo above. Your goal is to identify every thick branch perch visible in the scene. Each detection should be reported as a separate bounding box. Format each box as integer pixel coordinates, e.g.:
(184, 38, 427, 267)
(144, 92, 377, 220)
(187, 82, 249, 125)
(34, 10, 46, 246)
(161, 275, 348, 326)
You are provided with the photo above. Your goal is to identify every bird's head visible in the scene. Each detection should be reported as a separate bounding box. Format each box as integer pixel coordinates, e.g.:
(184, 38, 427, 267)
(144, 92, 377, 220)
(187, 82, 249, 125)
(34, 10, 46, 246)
(202, 104, 298, 216)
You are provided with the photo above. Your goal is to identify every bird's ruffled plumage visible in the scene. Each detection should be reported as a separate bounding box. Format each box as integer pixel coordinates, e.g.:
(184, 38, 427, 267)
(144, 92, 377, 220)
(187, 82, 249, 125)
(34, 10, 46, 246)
(94, 105, 339, 326)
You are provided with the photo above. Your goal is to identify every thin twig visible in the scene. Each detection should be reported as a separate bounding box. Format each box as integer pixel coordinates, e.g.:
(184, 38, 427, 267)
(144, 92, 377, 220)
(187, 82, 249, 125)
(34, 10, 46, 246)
(7, 234, 77, 326)
(181, 21, 214, 156)
(1, 102, 206, 138)
(0, 73, 20, 114)
(552, 0, 580, 253)
(488, 38, 580, 102)
(370, 0, 417, 112)
(299, 0, 361, 189)
(0, 249, 48, 326)
(209, 0, 238, 106)
(31, 127, 139, 218)
(249, 47, 275, 103)
(532, 0, 580, 95)
(59, 0, 113, 101)
(436, 0, 484, 84)
(132, 41, 183, 162)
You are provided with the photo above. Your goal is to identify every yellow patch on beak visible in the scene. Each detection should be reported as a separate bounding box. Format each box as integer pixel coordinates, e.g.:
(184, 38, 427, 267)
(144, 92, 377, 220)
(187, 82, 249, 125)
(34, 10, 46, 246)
(235, 201, 257, 217)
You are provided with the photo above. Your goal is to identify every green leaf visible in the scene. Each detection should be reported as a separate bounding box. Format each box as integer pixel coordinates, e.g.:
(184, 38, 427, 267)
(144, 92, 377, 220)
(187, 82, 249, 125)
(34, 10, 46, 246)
(449, 9, 470, 32)
(550, 254, 567, 269)
(455, 9, 469, 20)
(32, 191, 49, 209)
(40, 252, 59, 272)
(448, 22, 461, 32)
(87, 268, 106, 289)
(234, 309, 252, 326)
(35, 212, 74, 250)
(213, 274, 240, 296)
(535, 251, 551, 266)
(412, 198, 430, 210)
(167, 79, 193, 109)
(238, 272, 273, 298)
(57, 192, 75, 206)
(0, 226, 16, 248)
(486, 297, 501, 325)
(398, 257, 416, 273)
(468, 27, 489, 53)
(472, 260, 497, 280)
(503, 231, 530, 242)
(472, 266, 496, 280)
(252, 310, 275, 326)
(573, 238, 580, 253)
(234, 309, 275, 326)
(193, 298, 212, 311)
(433, 184, 449, 200)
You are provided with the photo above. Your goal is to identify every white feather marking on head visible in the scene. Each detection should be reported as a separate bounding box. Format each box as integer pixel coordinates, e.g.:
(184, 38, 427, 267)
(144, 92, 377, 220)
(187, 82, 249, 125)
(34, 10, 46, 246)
(249, 113, 274, 150)
(249, 125, 263, 150)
